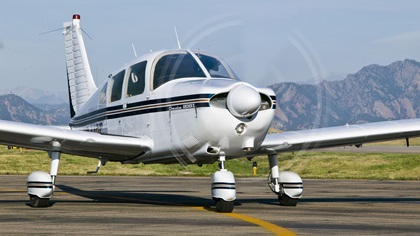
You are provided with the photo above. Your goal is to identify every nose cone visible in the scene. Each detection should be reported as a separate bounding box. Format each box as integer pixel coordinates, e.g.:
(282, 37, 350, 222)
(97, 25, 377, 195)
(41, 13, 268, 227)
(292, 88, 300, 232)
(227, 85, 261, 118)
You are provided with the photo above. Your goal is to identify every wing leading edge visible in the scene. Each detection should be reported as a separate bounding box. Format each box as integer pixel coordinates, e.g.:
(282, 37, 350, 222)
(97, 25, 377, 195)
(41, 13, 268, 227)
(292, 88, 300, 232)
(0, 120, 152, 161)
(259, 119, 420, 153)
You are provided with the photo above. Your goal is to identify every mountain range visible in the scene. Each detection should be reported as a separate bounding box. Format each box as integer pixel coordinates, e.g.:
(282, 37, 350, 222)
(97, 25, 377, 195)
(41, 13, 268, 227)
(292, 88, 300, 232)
(270, 59, 420, 130)
(1, 59, 420, 130)
(0, 94, 69, 125)
(0, 87, 68, 105)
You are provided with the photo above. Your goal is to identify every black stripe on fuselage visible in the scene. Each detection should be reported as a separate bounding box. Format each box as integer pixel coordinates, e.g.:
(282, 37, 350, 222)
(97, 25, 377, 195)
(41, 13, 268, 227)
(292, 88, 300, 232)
(70, 94, 214, 127)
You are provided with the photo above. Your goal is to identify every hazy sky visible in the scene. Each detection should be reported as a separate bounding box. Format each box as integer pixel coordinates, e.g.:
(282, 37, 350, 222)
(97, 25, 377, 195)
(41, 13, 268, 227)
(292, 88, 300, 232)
(1, 0, 420, 91)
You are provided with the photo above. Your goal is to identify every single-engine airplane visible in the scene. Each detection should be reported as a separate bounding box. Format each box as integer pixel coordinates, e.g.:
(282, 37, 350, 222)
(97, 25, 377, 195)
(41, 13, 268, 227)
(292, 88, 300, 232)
(1, 15, 420, 212)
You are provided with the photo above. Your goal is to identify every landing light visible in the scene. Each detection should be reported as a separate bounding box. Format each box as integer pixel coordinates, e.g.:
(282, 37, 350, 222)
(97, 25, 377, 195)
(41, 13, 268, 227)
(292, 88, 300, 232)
(235, 123, 247, 135)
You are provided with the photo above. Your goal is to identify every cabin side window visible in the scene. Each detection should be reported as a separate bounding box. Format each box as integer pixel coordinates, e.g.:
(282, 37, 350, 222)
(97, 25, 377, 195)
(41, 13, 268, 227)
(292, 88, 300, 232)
(126, 61, 147, 97)
(99, 82, 108, 104)
(109, 70, 125, 102)
(152, 52, 205, 90)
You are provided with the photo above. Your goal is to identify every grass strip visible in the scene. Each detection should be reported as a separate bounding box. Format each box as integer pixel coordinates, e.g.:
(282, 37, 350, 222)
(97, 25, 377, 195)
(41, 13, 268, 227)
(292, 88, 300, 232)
(0, 146, 419, 180)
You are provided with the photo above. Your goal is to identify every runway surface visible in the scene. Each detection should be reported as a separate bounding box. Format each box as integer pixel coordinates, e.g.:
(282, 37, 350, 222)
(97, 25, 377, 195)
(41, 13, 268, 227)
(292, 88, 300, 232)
(0, 175, 419, 235)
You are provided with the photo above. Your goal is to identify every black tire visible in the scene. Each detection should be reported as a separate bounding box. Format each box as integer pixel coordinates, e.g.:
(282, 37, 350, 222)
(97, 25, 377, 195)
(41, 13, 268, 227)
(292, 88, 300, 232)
(278, 194, 298, 206)
(29, 195, 49, 207)
(215, 198, 234, 212)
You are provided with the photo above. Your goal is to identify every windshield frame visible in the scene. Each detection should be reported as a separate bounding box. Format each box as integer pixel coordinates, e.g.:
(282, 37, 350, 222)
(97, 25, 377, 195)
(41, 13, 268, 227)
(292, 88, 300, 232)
(150, 50, 207, 90)
(192, 50, 236, 80)
(150, 50, 238, 91)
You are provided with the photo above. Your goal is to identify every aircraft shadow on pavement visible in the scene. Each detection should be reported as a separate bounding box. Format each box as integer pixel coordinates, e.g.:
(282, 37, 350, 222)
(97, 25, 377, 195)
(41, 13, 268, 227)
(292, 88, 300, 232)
(47, 185, 420, 208)
(56, 185, 215, 207)
(234, 196, 420, 206)
(299, 197, 420, 203)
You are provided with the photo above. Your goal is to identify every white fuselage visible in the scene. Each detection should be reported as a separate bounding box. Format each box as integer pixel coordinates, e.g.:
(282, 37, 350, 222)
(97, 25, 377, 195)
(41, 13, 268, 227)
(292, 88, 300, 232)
(69, 50, 276, 165)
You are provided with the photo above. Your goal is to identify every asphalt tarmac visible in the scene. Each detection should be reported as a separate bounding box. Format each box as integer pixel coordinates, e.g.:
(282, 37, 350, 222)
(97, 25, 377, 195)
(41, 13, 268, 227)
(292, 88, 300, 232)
(0, 175, 419, 235)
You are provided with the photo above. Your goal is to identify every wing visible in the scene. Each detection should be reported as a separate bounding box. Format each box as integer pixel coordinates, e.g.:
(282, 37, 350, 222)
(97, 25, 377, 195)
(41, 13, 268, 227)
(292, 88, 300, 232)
(0, 120, 152, 161)
(258, 119, 420, 153)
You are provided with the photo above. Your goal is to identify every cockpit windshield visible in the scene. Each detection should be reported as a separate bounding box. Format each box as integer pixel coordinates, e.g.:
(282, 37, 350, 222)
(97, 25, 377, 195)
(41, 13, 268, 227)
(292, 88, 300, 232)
(153, 51, 206, 90)
(152, 50, 237, 90)
(195, 52, 235, 79)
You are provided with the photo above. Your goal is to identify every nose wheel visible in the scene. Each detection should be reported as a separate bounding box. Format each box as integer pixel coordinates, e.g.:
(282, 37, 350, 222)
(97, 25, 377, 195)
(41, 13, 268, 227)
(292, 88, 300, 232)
(29, 195, 50, 207)
(214, 198, 234, 213)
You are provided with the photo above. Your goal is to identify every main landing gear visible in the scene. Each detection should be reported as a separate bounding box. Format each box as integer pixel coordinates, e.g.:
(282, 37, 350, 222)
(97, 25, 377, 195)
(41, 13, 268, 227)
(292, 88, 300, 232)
(267, 153, 303, 206)
(210, 151, 303, 212)
(27, 141, 61, 207)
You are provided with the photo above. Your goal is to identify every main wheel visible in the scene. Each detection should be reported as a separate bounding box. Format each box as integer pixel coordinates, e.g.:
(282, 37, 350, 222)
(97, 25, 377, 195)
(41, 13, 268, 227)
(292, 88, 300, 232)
(215, 198, 234, 212)
(29, 195, 50, 207)
(278, 194, 298, 206)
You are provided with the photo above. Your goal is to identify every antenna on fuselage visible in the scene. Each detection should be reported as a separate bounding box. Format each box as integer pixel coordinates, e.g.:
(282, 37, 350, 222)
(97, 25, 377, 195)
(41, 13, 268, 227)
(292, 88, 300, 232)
(174, 26, 182, 49)
(131, 43, 138, 58)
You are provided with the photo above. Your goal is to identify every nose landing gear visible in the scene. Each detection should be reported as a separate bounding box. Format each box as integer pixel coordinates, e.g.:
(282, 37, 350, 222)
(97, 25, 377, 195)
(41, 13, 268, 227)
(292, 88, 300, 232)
(211, 152, 236, 212)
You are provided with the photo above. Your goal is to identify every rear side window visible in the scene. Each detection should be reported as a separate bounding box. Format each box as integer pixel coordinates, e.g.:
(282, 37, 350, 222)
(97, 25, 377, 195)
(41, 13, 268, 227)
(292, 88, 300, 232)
(99, 82, 107, 104)
(126, 61, 146, 97)
(153, 52, 205, 90)
(109, 70, 125, 102)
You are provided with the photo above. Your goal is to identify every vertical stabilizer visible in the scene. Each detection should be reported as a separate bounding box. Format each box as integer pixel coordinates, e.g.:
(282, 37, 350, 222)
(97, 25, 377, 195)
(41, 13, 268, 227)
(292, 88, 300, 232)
(63, 14, 97, 117)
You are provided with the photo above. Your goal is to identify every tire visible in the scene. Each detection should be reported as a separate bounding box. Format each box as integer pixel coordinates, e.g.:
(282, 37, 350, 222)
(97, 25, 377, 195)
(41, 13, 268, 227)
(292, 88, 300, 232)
(29, 195, 50, 207)
(278, 194, 298, 206)
(215, 198, 234, 213)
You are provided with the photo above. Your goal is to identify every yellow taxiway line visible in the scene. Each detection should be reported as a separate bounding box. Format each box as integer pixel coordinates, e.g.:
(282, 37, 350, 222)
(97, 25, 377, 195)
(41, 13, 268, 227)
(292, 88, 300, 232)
(191, 206, 296, 236)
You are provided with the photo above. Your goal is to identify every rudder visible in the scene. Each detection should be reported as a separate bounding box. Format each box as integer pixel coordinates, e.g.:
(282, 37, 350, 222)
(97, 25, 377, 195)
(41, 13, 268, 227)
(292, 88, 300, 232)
(63, 14, 97, 117)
